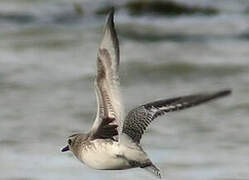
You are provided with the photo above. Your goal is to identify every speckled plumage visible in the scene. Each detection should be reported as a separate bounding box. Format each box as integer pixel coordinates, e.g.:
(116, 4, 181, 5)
(61, 9, 231, 179)
(123, 90, 231, 144)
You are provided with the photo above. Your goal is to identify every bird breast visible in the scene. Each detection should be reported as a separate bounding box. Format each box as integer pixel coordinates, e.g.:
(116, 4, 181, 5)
(78, 139, 131, 170)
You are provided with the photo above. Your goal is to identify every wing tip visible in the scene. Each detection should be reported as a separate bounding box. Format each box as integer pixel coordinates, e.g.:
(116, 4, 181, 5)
(215, 89, 232, 98)
(106, 7, 115, 30)
(101, 7, 120, 65)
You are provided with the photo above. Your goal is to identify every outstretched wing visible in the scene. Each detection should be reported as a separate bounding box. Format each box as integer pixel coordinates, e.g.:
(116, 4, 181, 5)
(122, 89, 231, 143)
(90, 9, 123, 140)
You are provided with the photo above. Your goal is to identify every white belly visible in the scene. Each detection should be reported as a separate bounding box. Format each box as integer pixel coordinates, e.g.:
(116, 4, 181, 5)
(79, 139, 131, 170)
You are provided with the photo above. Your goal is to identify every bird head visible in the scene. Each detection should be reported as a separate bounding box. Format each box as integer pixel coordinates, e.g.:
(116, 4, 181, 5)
(61, 133, 88, 152)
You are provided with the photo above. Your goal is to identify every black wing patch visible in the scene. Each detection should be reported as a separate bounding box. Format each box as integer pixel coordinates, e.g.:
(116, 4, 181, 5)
(122, 89, 231, 143)
(90, 117, 118, 140)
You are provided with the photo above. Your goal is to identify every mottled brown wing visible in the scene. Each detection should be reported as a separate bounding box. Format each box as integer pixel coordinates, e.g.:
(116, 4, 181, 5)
(122, 90, 231, 143)
(90, 9, 123, 140)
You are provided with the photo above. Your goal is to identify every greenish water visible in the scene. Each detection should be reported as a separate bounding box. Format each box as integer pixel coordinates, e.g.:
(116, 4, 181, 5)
(0, 1, 249, 180)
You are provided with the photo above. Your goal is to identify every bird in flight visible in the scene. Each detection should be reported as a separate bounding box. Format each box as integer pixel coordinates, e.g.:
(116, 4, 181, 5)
(61, 9, 231, 178)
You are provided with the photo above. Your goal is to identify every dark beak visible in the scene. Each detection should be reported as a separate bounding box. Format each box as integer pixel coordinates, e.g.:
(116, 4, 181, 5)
(61, 145, 69, 152)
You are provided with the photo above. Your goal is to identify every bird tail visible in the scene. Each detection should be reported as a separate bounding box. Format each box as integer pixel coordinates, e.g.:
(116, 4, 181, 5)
(143, 163, 162, 179)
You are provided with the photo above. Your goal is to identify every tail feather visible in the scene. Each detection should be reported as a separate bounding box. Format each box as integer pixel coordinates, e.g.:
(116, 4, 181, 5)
(143, 163, 162, 179)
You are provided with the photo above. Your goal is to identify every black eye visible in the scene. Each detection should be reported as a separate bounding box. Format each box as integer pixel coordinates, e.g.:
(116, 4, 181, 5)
(68, 139, 72, 145)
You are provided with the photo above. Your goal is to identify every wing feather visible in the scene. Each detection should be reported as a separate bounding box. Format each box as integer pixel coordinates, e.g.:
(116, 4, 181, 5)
(122, 90, 231, 143)
(90, 9, 123, 140)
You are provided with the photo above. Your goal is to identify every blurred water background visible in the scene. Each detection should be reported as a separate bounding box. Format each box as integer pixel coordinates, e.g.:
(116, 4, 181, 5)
(0, 0, 249, 179)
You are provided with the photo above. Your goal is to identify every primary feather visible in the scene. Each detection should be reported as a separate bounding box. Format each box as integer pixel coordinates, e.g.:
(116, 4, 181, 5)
(90, 9, 124, 140)
(122, 90, 231, 143)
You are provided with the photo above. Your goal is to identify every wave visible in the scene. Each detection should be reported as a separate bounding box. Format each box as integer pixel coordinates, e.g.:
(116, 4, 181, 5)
(121, 61, 246, 83)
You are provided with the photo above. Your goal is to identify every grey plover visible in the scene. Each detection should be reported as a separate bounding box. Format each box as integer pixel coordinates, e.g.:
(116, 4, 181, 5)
(61, 9, 231, 178)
